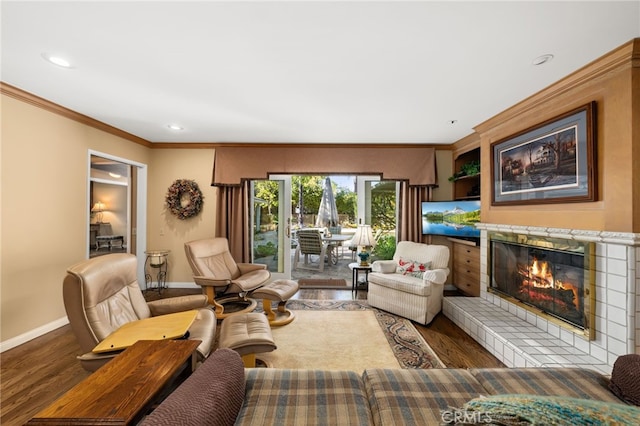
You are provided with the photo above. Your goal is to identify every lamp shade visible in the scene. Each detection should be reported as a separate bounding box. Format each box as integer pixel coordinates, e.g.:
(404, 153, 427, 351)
(91, 202, 105, 223)
(91, 202, 105, 212)
(352, 225, 375, 248)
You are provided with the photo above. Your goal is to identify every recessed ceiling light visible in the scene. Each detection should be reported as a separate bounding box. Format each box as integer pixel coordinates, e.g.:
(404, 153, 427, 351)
(532, 54, 554, 66)
(167, 124, 184, 131)
(109, 172, 122, 179)
(41, 53, 72, 68)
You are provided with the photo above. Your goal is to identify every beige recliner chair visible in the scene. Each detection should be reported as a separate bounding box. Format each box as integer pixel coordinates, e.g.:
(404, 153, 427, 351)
(184, 238, 271, 318)
(367, 241, 450, 325)
(63, 253, 216, 372)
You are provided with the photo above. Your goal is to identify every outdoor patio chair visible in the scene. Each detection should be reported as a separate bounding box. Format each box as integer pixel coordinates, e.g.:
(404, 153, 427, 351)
(294, 229, 330, 272)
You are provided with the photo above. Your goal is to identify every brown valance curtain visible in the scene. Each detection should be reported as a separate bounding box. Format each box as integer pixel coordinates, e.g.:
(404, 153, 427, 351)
(212, 146, 437, 187)
(213, 145, 438, 260)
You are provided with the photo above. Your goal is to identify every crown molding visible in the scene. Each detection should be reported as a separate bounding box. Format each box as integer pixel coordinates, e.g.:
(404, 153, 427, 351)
(2, 81, 453, 150)
(151, 141, 449, 149)
(475, 38, 639, 134)
(1, 82, 152, 148)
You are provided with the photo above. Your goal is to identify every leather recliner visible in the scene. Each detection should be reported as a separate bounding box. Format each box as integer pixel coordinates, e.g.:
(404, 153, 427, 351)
(63, 253, 216, 372)
(184, 238, 271, 319)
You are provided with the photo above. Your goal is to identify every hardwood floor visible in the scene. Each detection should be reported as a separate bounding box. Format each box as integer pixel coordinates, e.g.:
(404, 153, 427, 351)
(1, 288, 503, 426)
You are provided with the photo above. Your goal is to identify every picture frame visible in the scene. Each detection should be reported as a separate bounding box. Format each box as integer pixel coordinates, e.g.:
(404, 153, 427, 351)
(491, 102, 597, 206)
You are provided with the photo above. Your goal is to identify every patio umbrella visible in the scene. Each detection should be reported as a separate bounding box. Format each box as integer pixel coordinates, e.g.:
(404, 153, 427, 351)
(315, 177, 339, 229)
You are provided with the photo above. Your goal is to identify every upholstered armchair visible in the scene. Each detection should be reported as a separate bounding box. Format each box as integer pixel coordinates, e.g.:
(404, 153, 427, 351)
(63, 253, 215, 372)
(184, 238, 271, 318)
(367, 241, 450, 325)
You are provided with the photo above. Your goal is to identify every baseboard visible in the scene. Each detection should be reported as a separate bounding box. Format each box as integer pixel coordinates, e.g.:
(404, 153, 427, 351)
(1, 282, 200, 353)
(143, 281, 199, 290)
(0, 316, 69, 353)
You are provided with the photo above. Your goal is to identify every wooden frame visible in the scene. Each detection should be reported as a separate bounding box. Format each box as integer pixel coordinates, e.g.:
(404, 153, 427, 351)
(491, 102, 596, 206)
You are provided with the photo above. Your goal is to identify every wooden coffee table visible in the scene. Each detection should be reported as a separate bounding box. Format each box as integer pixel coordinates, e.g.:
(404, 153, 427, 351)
(27, 339, 201, 425)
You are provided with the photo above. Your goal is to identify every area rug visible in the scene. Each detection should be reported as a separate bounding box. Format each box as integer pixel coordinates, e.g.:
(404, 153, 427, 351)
(297, 278, 349, 288)
(257, 299, 444, 371)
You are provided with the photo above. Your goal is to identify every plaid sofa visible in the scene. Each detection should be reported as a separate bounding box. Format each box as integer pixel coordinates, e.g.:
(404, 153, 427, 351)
(235, 367, 625, 426)
(144, 349, 631, 426)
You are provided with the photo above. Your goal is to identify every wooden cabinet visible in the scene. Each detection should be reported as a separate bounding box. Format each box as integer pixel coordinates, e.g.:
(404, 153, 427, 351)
(452, 147, 480, 201)
(449, 238, 480, 296)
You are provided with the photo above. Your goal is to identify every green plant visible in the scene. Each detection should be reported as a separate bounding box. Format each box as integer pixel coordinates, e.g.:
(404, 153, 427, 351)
(461, 160, 480, 176)
(372, 234, 396, 260)
(448, 160, 480, 181)
(254, 242, 277, 258)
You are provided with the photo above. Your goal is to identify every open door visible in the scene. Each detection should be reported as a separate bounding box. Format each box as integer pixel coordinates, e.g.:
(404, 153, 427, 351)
(88, 150, 147, 284)
(251, 175, 292, 280)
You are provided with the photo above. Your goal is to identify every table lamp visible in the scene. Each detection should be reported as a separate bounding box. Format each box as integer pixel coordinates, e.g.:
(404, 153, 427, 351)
(352, 225, 376, 266)
(91, 202, 105, 223)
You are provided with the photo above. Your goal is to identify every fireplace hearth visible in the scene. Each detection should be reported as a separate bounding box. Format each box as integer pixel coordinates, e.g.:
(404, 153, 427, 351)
(489, 232, 595, 339)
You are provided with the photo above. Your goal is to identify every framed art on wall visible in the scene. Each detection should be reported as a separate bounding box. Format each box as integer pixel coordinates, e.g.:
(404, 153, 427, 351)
(491, 102, 597, 206)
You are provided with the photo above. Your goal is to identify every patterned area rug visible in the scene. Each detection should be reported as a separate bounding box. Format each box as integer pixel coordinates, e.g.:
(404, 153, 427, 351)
(259, 299, 445, 369)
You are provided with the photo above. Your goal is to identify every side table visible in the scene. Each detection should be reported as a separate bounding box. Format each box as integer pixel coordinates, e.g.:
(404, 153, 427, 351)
(144, 250, 170, 293)
(349, 262, 372, 292)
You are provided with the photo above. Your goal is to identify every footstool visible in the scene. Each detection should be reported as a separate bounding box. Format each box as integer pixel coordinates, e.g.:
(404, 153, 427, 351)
(218, 313, 277, 368)
(252, 279, 299, 326)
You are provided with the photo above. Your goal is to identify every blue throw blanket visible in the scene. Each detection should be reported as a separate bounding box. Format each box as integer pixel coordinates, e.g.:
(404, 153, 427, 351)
(461, 394, 640, 425)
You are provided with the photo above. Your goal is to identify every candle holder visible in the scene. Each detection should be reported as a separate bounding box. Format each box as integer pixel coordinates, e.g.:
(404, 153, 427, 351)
(144, 250, 170, 293)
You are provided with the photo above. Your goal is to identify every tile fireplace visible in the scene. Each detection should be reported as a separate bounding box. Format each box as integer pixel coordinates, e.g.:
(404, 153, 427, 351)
(443, 223, 640, 374)
(489, 233, 594, 338)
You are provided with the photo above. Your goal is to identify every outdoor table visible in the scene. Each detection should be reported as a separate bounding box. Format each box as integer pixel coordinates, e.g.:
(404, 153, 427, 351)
(322, 234, 353, 265)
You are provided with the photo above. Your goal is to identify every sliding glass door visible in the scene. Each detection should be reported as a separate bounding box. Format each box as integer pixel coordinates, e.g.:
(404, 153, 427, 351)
(250, 174, 399, 281)
(250, 175, 292, 280)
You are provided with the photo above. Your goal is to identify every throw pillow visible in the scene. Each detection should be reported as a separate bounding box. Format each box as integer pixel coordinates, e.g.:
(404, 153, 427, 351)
(141, 348, 245, 426)
(610, 354, 640, 406)
(396, 258, 432, 278)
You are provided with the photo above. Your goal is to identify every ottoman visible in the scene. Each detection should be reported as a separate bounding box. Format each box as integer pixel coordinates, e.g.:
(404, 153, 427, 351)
(218, 313, 277, 368)
(252, 279, 299, 326)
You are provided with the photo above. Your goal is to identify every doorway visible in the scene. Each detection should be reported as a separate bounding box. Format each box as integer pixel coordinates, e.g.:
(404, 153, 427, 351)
(251, 175, 398, 281)
(88, 151, 147, 282)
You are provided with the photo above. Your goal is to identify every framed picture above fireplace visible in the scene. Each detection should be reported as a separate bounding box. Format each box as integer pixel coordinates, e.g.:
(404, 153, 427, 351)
(491, 102, 596, 206)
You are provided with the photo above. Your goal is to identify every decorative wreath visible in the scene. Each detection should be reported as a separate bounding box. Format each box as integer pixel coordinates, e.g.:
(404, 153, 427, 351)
(165, 179, 204, 220)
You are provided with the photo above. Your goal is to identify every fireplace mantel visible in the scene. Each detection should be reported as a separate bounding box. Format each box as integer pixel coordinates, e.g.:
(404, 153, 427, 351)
(476, 223, 640, 247)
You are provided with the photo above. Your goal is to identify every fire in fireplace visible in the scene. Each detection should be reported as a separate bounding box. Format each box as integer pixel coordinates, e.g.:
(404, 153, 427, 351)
(489, 233, 594, 338)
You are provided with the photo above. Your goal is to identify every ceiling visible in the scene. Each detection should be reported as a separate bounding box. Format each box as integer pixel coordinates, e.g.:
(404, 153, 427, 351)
(2, 1, 639, 145)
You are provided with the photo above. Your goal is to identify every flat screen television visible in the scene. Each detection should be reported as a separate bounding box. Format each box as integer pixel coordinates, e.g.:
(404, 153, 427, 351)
(421, 200, 481, 239)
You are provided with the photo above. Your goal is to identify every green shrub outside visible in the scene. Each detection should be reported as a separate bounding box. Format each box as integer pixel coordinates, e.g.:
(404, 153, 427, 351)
(372, 234, 396, 260)
(254, 242, 277, 258)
